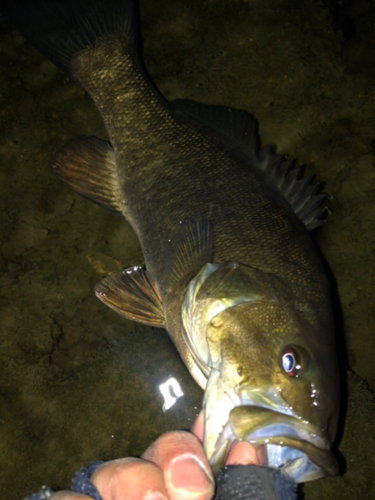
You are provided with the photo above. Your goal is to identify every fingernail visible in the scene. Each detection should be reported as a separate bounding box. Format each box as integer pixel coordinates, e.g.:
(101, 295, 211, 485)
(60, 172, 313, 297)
(167, 454, 214, 496)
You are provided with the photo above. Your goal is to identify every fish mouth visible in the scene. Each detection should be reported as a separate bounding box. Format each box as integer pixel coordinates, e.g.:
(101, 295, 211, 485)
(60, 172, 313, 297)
(203, 371, 338, 483)
(210, 405, 338, 483)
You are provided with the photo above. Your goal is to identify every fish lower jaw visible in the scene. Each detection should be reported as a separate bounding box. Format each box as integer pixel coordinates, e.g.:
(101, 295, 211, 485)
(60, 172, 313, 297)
(211, 415, 338, 483)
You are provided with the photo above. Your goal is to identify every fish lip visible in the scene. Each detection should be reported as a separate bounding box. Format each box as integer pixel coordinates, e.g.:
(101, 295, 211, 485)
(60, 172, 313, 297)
(212, 404, 338, 483)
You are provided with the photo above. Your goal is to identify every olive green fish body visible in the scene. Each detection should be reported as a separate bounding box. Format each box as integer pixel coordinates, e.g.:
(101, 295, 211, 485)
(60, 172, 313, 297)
(73, 36, 335, 383)
(73, 35, 326, 296)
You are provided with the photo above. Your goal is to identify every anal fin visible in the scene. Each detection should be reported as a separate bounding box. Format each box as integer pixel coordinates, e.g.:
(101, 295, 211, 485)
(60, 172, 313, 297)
(53, 135, 124, 215)
(95, 266, 164, 327)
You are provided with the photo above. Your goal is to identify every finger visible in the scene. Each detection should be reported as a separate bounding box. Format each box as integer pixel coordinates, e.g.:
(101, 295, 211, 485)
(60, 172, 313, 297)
(190, 411, 203, 442)
(225, 441, 260, 466)
(49, 493, 91, 500)
(91, 457, 169, 500)
(142, 431, 214, 500)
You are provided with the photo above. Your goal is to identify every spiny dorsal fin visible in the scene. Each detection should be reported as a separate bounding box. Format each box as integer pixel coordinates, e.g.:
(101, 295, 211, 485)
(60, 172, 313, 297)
(53, 135, 124, 215)
(258, 145, 327, 230)
(95, 266, 164, 327)
(171, 99, 326, 230)
(166, 217, 215, 290)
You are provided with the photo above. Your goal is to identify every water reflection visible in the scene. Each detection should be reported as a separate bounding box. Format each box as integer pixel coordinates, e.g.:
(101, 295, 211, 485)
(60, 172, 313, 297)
(159, 377, 184, 411)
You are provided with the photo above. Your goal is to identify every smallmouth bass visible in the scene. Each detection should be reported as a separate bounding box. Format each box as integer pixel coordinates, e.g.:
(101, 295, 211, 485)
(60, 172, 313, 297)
(7, 0, 340, 483)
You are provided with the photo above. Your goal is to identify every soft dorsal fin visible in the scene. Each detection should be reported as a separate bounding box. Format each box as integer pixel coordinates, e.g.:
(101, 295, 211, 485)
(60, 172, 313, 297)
(171, 99, 259, 161)
(52, 135, 124, 215)
(95, 266, 164, 327)
(171, 99, 326, 230)
(257, 145, 326, 230)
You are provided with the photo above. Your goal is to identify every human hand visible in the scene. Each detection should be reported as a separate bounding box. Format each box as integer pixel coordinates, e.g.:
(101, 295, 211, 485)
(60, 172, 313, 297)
(47, 412, 259, 500)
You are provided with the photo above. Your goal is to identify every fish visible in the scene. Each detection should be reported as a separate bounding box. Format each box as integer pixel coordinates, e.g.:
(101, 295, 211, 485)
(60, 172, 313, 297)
(6, 0, 340, 483)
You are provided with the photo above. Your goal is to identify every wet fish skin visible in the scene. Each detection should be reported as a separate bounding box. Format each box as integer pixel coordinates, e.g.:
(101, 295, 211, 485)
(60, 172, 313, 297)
(6, 0, 340, 483)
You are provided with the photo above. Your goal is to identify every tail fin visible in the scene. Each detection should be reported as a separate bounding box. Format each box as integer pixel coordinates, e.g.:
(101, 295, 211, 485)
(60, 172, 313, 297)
(6, 0, 139, 77)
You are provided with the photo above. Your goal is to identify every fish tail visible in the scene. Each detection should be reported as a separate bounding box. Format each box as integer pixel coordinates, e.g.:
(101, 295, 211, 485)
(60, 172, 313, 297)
(5, 0, 139, 79)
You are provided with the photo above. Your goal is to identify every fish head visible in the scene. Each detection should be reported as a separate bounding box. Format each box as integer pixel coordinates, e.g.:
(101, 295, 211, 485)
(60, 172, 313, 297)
(182, 262, 340, 483)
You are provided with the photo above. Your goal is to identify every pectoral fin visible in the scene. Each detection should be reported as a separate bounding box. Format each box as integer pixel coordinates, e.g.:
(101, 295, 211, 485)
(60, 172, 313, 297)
(53, 135, 124, 215)
(95, 266, 164, 327)
(166, 217, 214, 289)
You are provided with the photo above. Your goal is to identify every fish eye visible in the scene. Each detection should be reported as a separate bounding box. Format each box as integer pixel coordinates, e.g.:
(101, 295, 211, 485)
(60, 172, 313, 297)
(280, 346, 303, 377)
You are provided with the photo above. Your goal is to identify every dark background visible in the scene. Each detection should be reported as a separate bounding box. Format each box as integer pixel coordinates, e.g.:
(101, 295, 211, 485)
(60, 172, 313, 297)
(0, 0, 374, 498)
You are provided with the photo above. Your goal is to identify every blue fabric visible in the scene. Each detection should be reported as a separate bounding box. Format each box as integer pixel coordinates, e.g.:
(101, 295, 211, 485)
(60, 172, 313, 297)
(71, 460, 104, 500)
(23, 461, 105, 500)
(24, 460, 298, 500)
(213, 464, 298, 500)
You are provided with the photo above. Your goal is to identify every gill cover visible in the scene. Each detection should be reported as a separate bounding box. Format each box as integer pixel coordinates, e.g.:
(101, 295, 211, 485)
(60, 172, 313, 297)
(181, 261, 281, 376)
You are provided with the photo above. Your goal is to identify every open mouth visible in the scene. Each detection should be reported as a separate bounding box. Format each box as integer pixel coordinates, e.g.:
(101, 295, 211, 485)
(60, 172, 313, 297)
(209, 405, 338, 483)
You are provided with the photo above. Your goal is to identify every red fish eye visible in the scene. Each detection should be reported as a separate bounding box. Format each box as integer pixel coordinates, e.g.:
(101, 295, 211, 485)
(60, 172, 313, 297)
(281, 347, 301, 377)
